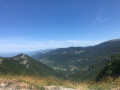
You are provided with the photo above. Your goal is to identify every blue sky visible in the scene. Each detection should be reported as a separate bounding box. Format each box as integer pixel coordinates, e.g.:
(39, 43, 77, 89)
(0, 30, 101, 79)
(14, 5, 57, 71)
(0, 0, 120, 52)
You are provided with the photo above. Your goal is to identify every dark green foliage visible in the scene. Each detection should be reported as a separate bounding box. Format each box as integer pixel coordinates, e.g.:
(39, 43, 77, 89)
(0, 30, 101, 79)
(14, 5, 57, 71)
(0, 58, 30, 75)
(69, 63, 106, 81)
(33, 39, 120, 69)
(32, 39, 120, 80)
(96, 54, 120, 81)
(0, 54, 61, 77)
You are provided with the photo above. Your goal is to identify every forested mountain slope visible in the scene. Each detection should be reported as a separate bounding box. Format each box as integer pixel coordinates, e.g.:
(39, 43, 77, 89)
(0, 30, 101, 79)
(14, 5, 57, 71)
(33, 39, 120, 72)
(0, 54, 60, 77)
(96, 54, 120, 82)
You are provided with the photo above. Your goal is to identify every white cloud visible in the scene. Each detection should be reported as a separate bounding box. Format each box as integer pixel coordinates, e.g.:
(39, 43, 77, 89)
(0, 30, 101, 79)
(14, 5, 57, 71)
(93, 0, 112, 25)
(0, 38, 103, 53)
(67, 40, 102, 46)
(67, 40, 80, 44)
(93, 15, 111, 24)
(48, 40, 64, 44)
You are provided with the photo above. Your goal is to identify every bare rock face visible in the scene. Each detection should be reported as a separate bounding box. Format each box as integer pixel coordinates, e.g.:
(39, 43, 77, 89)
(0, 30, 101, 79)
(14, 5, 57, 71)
(20, 54, 28, 65)
(14, 54, 28, 65)
(20, 59, 27, 65)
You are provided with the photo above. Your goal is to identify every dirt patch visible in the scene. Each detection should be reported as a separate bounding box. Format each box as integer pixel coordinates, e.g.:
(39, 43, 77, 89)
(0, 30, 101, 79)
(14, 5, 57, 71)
(0, 79, 77, 90)
(45, 86, 77, 90)
(0, 79, 29, 90)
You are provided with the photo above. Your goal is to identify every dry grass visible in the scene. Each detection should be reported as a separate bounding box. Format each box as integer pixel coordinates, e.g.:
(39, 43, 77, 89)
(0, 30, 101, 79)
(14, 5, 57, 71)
(0, 74, 77, 89)
(76, 78, 120, 90)
(0, 74, 120, 90)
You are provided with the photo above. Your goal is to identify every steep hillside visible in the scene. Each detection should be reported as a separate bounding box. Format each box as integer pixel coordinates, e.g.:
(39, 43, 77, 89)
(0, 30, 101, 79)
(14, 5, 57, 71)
(33, 47, 87, 71)
(70, 62, 106, 81)
(0, 54, 60, 77)
(96, 54, 120, 82)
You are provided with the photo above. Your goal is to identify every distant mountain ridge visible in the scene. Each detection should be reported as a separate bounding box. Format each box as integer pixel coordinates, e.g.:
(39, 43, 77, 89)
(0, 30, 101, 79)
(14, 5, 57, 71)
(32, 39, 120, 80)
(33, 39, 120, 69)
(29, 49, 53, 56)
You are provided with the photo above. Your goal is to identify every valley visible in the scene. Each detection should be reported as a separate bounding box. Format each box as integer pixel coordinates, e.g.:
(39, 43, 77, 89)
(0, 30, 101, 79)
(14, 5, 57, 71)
(1, 0, 120, 89)
(32, 39, 120, 80)
(0, 39, 120, 89)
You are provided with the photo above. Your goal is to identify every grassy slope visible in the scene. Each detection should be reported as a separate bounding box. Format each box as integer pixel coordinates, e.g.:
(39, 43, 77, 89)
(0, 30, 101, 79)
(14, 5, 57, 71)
(0, 74, 120, 90)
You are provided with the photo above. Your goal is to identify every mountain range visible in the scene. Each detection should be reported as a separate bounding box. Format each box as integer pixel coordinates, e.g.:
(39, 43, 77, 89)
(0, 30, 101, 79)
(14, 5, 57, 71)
(32, 39, 120, 80)
(0, 39, 120, 81)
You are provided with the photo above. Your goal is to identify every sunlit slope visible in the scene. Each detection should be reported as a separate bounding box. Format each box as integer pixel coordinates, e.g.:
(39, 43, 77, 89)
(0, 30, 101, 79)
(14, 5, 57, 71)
(0, 54, 60, 77)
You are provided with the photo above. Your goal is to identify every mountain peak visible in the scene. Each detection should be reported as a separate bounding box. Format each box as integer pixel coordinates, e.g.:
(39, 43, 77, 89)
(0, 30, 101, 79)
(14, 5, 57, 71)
(14, 53, 28, 58)
(13, 54, 30, 65)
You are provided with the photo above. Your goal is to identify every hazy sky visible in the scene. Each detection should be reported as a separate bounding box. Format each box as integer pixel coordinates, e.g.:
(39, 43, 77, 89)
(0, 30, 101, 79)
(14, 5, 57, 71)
(0, 0, 120, 52)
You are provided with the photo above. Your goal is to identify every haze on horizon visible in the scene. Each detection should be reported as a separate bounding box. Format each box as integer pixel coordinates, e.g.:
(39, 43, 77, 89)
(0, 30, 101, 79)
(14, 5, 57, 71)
(0, 0, 120, 53)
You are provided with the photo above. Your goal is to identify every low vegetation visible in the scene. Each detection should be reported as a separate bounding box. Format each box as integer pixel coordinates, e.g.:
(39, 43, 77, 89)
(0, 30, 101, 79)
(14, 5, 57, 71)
(0, 74, 120, 90)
